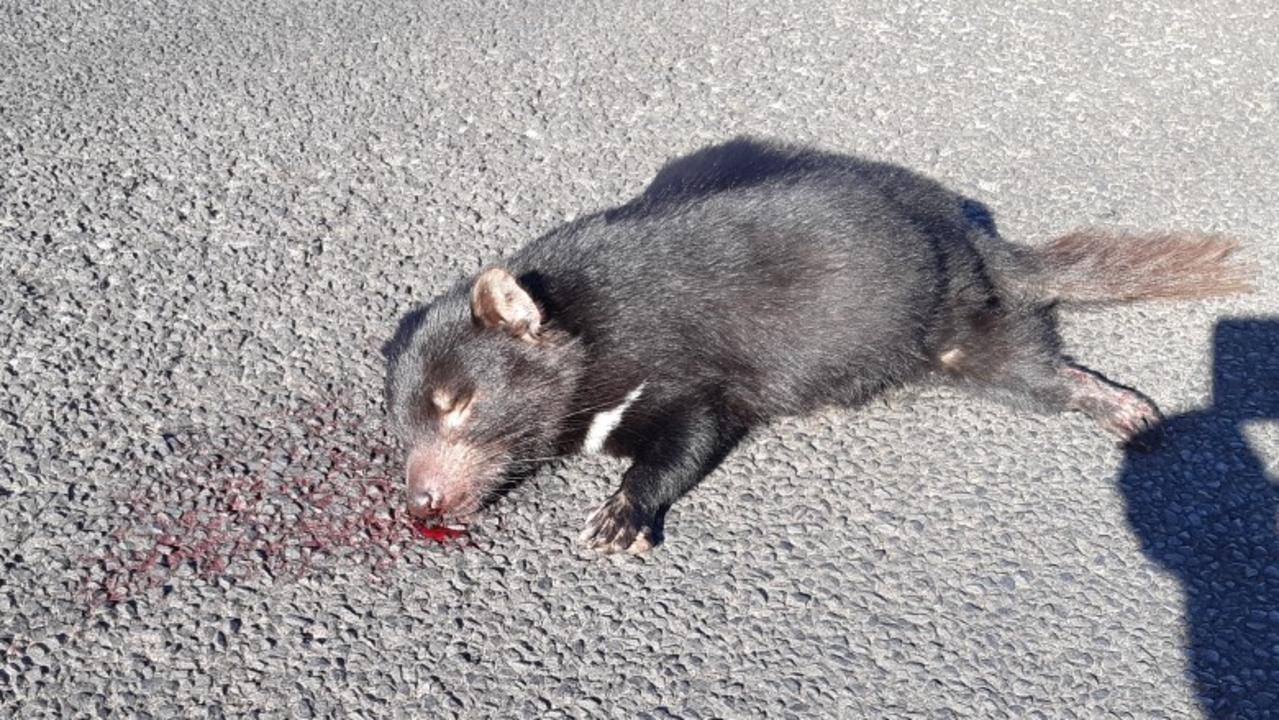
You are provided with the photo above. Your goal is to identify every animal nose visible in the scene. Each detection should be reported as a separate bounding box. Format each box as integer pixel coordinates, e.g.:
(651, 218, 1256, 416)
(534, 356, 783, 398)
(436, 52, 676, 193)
(407, 488, 440, 518)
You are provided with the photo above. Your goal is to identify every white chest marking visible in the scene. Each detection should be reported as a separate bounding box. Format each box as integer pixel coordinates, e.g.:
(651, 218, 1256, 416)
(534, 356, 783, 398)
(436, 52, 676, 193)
(582, 383, 646, 454)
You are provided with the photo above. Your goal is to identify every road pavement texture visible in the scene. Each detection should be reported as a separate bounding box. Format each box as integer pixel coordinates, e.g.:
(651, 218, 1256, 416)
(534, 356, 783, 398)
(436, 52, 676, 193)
(3, 1, 1278, 717)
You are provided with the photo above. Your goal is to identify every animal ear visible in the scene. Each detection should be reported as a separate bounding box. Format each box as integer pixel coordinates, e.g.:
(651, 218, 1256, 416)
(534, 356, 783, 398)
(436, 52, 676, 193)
(470, 268, 542, 338)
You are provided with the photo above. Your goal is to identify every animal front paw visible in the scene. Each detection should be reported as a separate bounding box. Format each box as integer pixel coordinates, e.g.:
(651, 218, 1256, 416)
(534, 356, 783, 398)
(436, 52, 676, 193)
(579, 491, 657, 555)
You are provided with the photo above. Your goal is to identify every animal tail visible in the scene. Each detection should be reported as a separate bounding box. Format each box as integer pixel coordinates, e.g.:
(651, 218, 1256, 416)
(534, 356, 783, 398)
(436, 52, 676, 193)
(1023, 229, 1255, 305)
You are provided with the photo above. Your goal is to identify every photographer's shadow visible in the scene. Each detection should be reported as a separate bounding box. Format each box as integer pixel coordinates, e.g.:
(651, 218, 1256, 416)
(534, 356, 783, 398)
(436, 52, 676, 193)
(1121, 319, 1279, 718)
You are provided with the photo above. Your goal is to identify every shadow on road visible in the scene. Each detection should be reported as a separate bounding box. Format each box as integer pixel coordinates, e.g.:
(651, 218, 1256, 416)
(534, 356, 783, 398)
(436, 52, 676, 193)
(605, 135, 1002, 238)
(1120, 319, 1279, 718)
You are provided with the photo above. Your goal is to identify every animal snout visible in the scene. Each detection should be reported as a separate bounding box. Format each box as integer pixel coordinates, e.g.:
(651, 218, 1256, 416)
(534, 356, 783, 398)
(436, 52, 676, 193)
(407, 487, 441, 518)
(404, 440, 486, 519)
(406, 451, 445, 518)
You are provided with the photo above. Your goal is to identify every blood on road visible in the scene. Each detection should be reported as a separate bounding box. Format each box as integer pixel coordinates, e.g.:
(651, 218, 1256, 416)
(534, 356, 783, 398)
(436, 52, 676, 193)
(413, 521, 468, 543)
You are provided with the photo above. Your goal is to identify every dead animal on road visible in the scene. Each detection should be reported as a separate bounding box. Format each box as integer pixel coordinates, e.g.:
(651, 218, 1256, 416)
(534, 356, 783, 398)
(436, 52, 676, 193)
(382, 136, 1254, 554)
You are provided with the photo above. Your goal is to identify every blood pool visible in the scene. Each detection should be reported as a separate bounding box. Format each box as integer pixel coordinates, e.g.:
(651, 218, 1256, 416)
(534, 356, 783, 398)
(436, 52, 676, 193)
(412, 520, 467, 543)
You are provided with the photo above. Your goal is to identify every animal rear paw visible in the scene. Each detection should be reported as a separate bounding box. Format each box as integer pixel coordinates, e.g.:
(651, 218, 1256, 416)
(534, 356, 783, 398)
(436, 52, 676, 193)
(1103, 393, 1165, 449)
(579, 492, 657, 555)
(1063, 365, 1165, 450)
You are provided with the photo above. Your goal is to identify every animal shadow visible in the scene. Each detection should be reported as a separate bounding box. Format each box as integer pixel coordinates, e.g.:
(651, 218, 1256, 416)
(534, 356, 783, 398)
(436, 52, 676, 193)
(605, 135, 1000, 238)
(1121, 319, 1279, 718)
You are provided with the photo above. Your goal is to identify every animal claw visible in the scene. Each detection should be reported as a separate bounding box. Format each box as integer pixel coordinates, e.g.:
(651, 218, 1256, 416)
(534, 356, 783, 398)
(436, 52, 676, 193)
(580, 492, 657, 555)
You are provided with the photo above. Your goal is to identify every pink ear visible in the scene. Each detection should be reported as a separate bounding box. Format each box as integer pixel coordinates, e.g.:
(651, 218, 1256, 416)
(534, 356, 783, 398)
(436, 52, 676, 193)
(470, 268, 542, 338)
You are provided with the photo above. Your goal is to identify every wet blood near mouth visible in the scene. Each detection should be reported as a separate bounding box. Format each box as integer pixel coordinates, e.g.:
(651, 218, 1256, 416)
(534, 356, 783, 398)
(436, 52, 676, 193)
(412, 520, 468, 543)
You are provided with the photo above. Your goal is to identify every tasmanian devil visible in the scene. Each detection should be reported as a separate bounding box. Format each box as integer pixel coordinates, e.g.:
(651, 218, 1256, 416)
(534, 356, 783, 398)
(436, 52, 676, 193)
(383, 136, 1252, 554)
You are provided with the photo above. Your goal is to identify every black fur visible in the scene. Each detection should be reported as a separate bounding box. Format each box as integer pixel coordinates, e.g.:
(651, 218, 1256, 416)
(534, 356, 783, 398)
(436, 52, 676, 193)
(385, 137, 1173, 553)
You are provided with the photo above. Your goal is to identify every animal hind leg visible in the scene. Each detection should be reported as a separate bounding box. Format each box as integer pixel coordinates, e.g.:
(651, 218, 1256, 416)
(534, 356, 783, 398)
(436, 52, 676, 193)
(1059, 363, 1163, 444)
(942, 309, 1163, 445)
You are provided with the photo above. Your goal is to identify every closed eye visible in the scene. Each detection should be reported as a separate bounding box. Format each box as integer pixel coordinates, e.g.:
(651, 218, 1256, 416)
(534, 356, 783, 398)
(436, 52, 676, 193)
(431, 388, 456, 413)
(433, 390, 475, 430)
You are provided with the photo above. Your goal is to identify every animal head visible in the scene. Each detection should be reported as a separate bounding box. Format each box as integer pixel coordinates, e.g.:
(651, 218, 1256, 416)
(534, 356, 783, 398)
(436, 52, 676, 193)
(383, 268, 583, 521)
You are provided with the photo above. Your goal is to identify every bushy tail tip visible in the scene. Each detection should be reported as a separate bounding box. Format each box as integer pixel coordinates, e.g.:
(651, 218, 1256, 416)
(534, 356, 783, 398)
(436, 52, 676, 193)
(1035, 229, 1255, 304)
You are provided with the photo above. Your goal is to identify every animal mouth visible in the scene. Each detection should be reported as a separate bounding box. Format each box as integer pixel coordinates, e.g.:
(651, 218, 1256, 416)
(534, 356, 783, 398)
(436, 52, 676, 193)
(409, 496, 483, 544)
(443, 495, 491, 523)
(410, 491, 486, 524)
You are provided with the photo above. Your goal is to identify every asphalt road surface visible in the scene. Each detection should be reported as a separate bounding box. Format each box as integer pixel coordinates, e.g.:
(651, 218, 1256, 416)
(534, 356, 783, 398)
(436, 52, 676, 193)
(3, 1, 1278, 718)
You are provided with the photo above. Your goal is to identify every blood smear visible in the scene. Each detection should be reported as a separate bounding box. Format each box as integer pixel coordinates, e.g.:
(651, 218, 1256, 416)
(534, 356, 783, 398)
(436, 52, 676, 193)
(413, 521, 467, 543)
